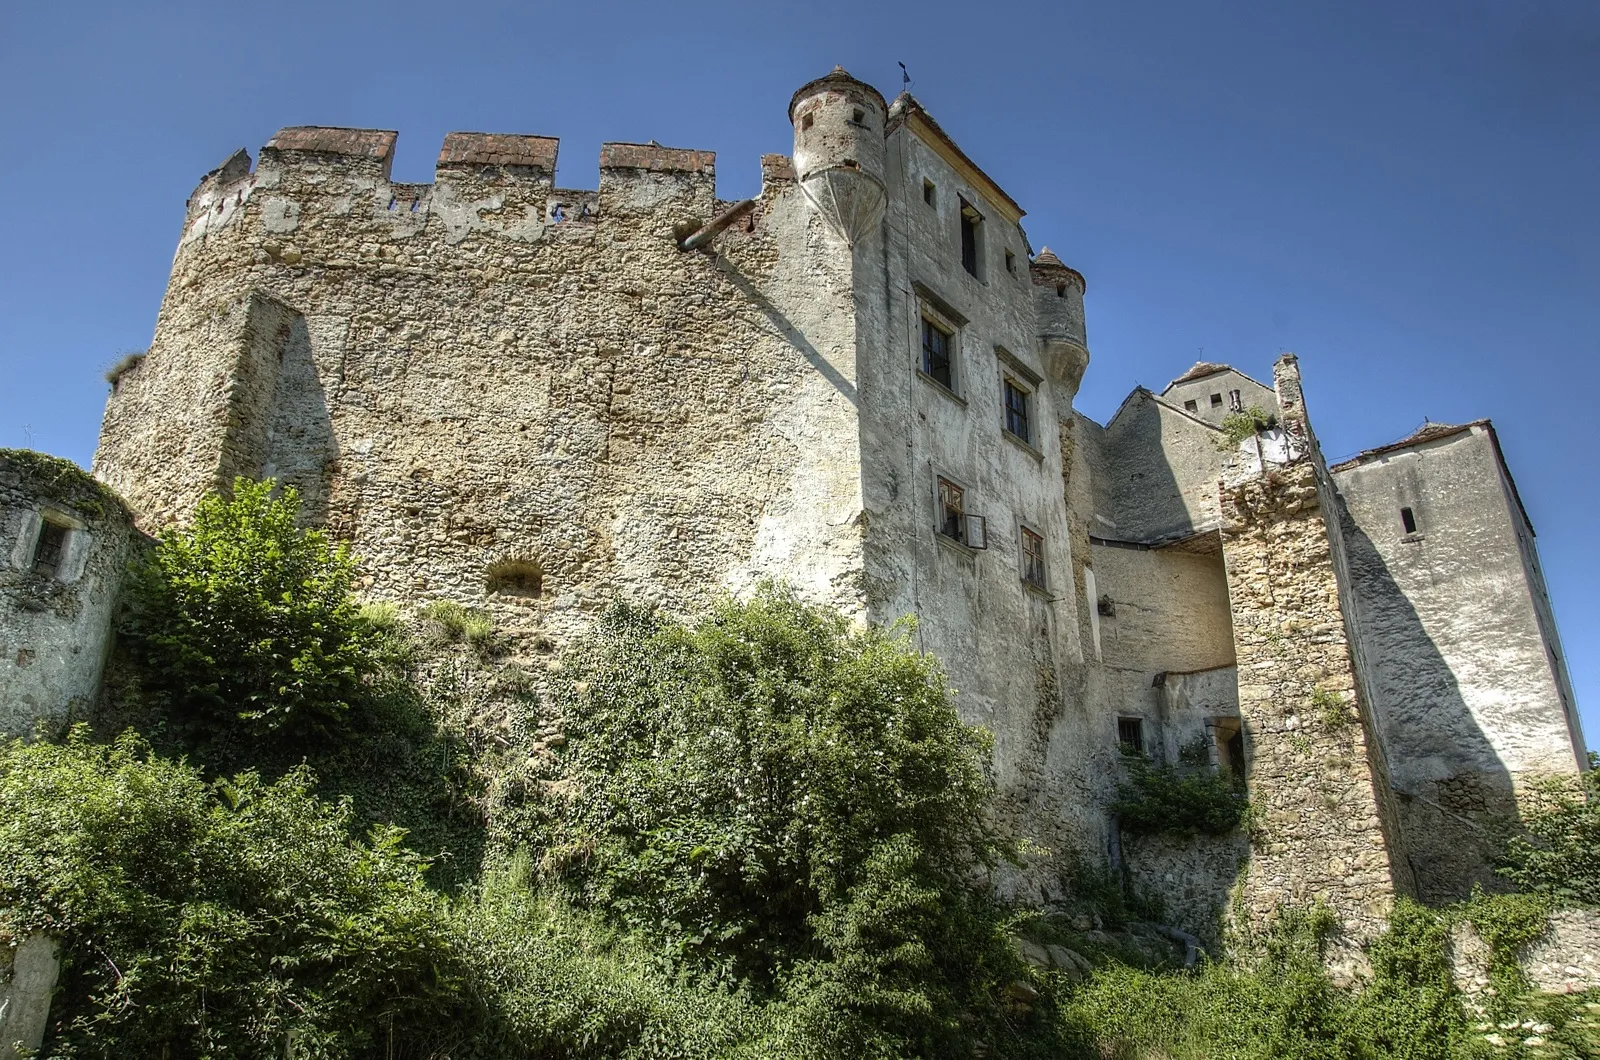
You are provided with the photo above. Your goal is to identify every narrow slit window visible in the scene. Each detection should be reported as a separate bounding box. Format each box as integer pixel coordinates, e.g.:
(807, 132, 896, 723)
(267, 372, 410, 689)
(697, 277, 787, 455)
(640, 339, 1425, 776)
(1021, 526, 1046, 589)
(1003, 379, 1031, 443)
(801, 112, 814, 130)
(922, 178, 936, 206)
(1401, 507, 1418, 534)
(937, 477, 966, 543)
(1005, 249, 1016, 275)
(959, 197, 983, 278)
(1117, 716, 1145, 754)
(31, 520, 69, 577)
(921, 316, 954, 390)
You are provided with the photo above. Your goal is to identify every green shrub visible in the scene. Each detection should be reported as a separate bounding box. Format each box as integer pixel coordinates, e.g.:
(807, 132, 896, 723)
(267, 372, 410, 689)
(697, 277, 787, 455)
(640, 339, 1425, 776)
(525, 588, 1042, 1054)
(1214, 405, 1277, 449)
(120, 479, 377, 744)
(420, 598, 497, 657)
(0, 728, 467, 1057)
(1111, 750, 1250, 837)
(1498, 760, 1600, 906)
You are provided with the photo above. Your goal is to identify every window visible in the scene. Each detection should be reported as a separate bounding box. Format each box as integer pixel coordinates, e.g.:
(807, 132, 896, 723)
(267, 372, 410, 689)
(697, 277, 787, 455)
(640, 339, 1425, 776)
(1210, 393, 1223, 407)
(1184, 399, 1198, 413)
(1228, 389, 1243, 411)
(959, 197, 983, 278)
(1021, 526, 1046, 589)
(1005, 249, 1016, 275)
(850, 107, 865, 125)
(800, 112, 813, 130)
(1117, 716, 1145, 754)
(31, 520, 68, 577)
(936, 477, 987, 548)
(1401, 507, 1418, 534)
(923, 178, 936, 206)
(1003, 378, 1032, 443)
(921, 316, 954, 390)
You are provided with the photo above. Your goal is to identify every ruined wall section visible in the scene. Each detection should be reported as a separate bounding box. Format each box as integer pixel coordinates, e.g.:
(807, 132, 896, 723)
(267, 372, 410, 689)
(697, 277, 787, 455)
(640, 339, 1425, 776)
(0, 452, 135, 736)
(1220, 461, 1405, 972)
(95, 128, 866, 647)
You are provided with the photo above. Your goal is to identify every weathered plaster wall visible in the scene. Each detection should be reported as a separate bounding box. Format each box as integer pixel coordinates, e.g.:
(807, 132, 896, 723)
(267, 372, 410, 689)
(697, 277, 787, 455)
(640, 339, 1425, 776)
(1333, 425, 1587, 900)
(1450, 907, 1600, 997)
(95, 129, 867, 654)
(860, 102, 1097, 890)
(0, 452, 134, 737)
(1161, 366, 1276, 428)
(1098, 392, 1229, 543)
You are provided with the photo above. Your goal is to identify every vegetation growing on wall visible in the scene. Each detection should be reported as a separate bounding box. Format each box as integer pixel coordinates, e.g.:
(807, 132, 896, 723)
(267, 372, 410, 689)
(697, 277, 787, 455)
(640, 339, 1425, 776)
(1111, 741, 1251, 837)
(1498, 755, 1600, 906)
(1215, 405, 1278, 449)
(9, 482, 1598, 1058)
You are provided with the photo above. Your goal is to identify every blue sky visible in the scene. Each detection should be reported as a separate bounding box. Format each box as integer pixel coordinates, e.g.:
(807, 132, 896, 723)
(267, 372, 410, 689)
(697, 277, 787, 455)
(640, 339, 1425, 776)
(2, 1, 1596, 745)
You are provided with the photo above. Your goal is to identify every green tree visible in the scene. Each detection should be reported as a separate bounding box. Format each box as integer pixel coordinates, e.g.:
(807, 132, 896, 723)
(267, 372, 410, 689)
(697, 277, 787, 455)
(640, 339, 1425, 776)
(529, 589, 1029, 1054)
(0, 728, 465, 1057)
(121, 479, 375, 743)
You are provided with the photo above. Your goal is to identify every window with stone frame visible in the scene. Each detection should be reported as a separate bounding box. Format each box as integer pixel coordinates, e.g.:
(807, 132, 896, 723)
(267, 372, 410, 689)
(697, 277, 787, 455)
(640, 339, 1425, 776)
(934, 476, 987, 548)
(1003, 378, 1033, 444)
(921, 315, 955, 390)
(1117, 716, 1145, 754)
(31, 519, 69, 578)
(1020, 525, 1046, 589)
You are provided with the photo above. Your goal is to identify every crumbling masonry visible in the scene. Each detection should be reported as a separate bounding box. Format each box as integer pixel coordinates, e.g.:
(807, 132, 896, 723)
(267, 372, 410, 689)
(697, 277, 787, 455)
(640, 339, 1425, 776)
(2, 68, 1587, 956)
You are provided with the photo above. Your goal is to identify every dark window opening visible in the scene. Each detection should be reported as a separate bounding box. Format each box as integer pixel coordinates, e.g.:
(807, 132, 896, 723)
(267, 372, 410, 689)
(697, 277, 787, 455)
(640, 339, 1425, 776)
(31, 520, 68, 577)
(1117, 716, 1145, 754)
(937, 477, 965, 542)
(1005, 249, 1016, 274)
(1055, 284, 1066, 297)
(1184, 399, 1198, 412)
(1003, 379, 1031, 443)
(959, 197, 982, 278)
(800, 112, 814, 130)
(923, 179, 936, 205)
(1401, 507, 1417, 534)
(1021, 526, 1046, 589)
(921, 316, 954, 389)
(1098, 594, 1116, 617)
(486, 557, 544, 597)
(1210, 393, 1224, 407)
(850, 107, 865, 124)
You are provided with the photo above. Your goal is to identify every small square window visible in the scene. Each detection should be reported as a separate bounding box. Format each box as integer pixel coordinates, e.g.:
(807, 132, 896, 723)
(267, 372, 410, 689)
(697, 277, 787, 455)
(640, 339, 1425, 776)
(921, 316, 954, 390)
(1401, 507, 1418, 534)
(1118, 716, 1145, 754)
(923, 179, 936, 206)
(1184, 399, 1198, 413)
(32, 520, 69, 577)
(1003, 378, 1032, 444)
(1021, 526, 1046, 589)
(1210, 393, 1223, 407)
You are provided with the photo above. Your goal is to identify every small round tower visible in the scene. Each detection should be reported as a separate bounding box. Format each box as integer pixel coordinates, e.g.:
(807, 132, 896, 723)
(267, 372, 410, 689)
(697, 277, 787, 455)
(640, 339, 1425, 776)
(789, 66, 888, 245)
(1029, 247, 1090, 399)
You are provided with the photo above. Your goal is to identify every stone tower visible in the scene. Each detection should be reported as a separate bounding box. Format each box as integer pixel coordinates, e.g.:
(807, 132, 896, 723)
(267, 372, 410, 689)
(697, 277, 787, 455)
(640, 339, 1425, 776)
(789, 67, 888, 246)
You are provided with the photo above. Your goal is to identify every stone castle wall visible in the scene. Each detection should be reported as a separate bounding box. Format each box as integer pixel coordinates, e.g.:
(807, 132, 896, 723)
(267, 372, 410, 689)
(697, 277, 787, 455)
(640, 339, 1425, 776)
(94, 129, 868, 648)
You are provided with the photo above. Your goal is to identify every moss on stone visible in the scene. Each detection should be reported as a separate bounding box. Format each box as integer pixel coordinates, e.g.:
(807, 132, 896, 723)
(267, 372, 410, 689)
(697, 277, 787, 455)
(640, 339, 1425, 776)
(0, 449, 129, 523)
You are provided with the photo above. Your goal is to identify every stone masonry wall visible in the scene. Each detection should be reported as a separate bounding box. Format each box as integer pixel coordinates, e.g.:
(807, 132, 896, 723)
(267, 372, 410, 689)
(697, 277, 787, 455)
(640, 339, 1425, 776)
(94, 131, 867, 651)
(1220, 460, 1406, 976)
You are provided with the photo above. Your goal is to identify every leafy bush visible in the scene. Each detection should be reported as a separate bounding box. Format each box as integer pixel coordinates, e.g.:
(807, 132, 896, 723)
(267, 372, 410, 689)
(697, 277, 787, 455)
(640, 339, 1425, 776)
(0, 728, 466, 1057)
(1498, 759, 1600, 906)
(1111, 750, 1250, 837)
(120, 479, 376, 744)
(1214, 405, 1277, 449)
(526, 589, 1042, 1054)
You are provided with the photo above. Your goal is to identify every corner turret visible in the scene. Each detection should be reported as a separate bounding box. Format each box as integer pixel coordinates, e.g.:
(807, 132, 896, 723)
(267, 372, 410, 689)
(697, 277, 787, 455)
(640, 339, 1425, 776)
(1029, 247, 1089, 397)
(789, 66, 887, 245)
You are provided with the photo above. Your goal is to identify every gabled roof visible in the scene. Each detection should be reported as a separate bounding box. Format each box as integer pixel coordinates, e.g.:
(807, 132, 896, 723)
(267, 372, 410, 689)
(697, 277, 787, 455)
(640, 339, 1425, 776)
(1160, 361, 1271, 394)
(1330, 419, 1537, 535)
(1103, 386, 1225, 433)
(885, 93, 1026, 224)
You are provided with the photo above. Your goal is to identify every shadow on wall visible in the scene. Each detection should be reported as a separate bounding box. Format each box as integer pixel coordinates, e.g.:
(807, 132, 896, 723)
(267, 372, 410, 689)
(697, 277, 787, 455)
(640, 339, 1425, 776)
(716, 260, 859, 408)
(1339, 511, 1519, 905)
(221, 295, 339, 523)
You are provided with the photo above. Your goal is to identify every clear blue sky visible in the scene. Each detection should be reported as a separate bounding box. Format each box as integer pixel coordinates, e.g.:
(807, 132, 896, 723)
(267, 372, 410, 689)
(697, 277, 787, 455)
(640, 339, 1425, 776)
(2, 1, 1595, 746)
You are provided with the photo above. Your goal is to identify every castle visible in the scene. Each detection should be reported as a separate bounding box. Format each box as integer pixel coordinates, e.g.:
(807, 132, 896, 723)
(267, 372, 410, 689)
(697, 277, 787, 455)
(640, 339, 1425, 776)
(2, 67, 1587, 964)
